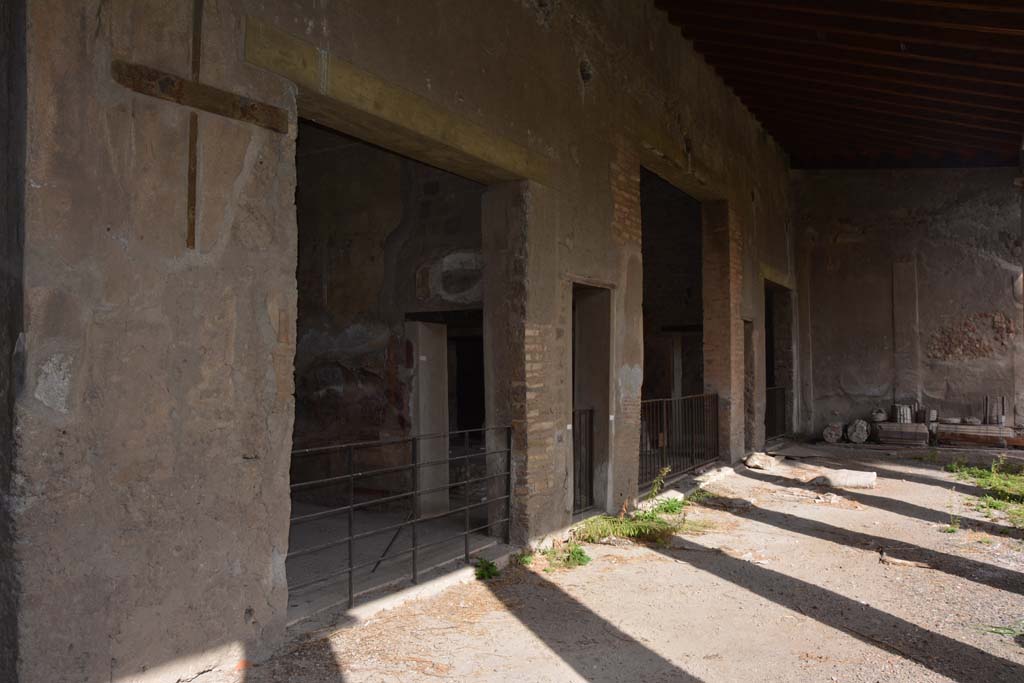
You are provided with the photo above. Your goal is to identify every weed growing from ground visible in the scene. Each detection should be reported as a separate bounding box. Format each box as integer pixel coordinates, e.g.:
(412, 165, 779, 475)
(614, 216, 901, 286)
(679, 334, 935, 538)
(650, 497, 687, 515)
(573, 486, 715, 545)
(982, 619, 1024, 638)
(513, 551, 534, 566)
(573, 514, 678, 544)
(542, 542, 591, 571)
(646, 466, 673, 500)
(686, 489, 713, 504)
(474, 558, 500, 580)
(947, 457, 1024, 529)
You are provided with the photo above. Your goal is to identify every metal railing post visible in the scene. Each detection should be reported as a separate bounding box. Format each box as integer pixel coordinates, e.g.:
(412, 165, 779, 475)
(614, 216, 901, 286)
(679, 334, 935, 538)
(347, 447, 354, 609)
(505, 426, 512, 544)
(411, 438, 419, 585)
(463, 431, 470, 563)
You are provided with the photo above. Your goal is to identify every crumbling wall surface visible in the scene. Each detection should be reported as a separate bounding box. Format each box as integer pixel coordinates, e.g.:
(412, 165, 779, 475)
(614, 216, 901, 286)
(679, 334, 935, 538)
(14, 1, 791, 681)
(794, 168, 1022, 432)
(14, 2, 298, 682)
(0, 1, 26, 681)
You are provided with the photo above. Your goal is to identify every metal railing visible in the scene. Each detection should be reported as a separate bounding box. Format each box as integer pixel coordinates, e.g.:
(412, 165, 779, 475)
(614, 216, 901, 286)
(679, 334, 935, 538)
(639, 394, 719, 488)
(287, 426, 512, 608)
(572, 408, 595, 514)
(765, 386, 788, 439)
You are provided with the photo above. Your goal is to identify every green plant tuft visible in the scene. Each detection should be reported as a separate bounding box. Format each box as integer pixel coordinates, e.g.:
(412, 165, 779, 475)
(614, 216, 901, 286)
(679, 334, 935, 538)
(982, 620, 1024, 638)
(651, 498, 687, 515)
(574, 514, 677, 544)
(542, 542, 591, 570)
(948, 457, 1024, 529)
(474, 557, 500, 580)
(646, 466, 673, 500)
(686, 489, 713, 504)
(513, 551, 534, 566)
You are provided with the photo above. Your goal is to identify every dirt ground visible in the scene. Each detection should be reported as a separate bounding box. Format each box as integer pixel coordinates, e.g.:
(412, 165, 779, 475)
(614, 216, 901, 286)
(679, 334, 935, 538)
(241, 446, 1024, 682)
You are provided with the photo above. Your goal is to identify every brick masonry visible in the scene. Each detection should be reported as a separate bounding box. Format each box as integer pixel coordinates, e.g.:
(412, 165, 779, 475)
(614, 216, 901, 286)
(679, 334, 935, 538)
(703, 201, 745, 463)
(611, 140, 642, 248)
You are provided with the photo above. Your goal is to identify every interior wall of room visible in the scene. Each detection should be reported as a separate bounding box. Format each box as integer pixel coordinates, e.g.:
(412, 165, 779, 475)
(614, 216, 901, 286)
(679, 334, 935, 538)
(11, 2, 794, 680)
(640, 169, 703, 400)
(795, 168, 1022, 433)
(294, 123, 485, 451)
(0, 1, 26, 680)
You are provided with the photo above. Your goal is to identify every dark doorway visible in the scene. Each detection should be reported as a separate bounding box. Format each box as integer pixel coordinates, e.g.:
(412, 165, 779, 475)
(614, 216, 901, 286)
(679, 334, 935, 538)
(639, 168, 703, 401)
(764, 282, 794, 440)
(744, 320, 755, 452)
(449, 337, 485, 432)
(286, 120, 510, 623)
(572, 284, 611, 514)
(637, 169, 718, 487)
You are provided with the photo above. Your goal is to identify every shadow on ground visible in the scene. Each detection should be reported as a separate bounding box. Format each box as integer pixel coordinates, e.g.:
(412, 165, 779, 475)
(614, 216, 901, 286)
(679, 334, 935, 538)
(243, 627, 349, 682)
(483, 569, 706, 682)
(659, 536, 1024, 682)
(738, 466, 1024, 541)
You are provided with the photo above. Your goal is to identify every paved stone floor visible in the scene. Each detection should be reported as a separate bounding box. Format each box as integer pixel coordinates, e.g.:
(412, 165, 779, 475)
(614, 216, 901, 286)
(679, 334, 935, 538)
(240, 446, 1024, 682)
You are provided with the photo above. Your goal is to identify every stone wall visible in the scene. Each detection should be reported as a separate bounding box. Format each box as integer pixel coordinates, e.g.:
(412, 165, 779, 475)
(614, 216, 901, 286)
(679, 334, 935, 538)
(0, 1, 26, 680)
(11, 1, 794, 680)
(794, 168, 1022, 432)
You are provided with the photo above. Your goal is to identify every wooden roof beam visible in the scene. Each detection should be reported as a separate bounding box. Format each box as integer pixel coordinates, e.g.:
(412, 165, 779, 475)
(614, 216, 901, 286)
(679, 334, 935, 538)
(665, 7, 1024, 55)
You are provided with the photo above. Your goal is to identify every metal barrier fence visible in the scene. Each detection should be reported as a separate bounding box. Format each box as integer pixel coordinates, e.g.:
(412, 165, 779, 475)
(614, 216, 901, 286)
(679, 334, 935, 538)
(287, 426, 511, 608)
(639, 394, 719, 488)
(765, 386, 788, 439)
(572, 408, 595, 513)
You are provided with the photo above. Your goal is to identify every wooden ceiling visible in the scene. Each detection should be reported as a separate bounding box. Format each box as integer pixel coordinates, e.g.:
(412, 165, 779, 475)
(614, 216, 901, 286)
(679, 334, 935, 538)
(657, 0, 1024, 168)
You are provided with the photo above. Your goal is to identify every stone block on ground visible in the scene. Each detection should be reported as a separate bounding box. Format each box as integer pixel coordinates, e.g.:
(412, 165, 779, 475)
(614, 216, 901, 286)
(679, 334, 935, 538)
(744, 452, 783, 470)
(822, 422, 844, 443)
(810, 469, 877, 489)
(847, 419, 869, 444)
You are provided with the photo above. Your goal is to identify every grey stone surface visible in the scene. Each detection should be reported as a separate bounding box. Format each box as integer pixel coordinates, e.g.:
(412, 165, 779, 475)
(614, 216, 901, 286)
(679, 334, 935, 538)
(823, 423, 844, 444)
(810, 469, 877, 489)
(744, 452, 782, 471)
(847, 419, 869, 444)
(9, 2, 795, 681)
(794, 168, 1021, 434)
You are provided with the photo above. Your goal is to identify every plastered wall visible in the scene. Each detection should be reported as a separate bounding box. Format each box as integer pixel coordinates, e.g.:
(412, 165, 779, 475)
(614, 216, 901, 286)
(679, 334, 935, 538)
(11, 1, 793, 680)
(795, 168, 1022, 432)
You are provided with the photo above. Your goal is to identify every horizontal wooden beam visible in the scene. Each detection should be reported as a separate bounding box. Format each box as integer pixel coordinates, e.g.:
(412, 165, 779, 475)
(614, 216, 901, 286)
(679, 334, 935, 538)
(111, 60, 288, 134)
(724, 76, 1024, 125)
(667, 7, 1024, 55)
(712, 0, 1024, 37)
(665, 11, 1024, 70)
(749, 101, 1018, 147)
(716, 67, 1024, 114)
(698, 43, 1024, 91)
(691, 31, 1024, 77)
(874, 0, 1024, 13)
(765, 123, 961, 157)
(707, 54, 1024, 103)
(752, 108, 1014, 154)
(732, 87, 1023, 136)
(243, 18, 553, 185)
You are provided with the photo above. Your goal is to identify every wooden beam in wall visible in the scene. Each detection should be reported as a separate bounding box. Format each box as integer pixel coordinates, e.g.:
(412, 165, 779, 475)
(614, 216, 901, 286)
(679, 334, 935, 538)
(243, 17, 553, 186)
(111, 60, 288, 133)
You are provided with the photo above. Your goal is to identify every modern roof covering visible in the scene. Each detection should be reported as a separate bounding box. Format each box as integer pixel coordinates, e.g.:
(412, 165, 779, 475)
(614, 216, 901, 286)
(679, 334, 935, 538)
(658, 0, 1024, 168)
